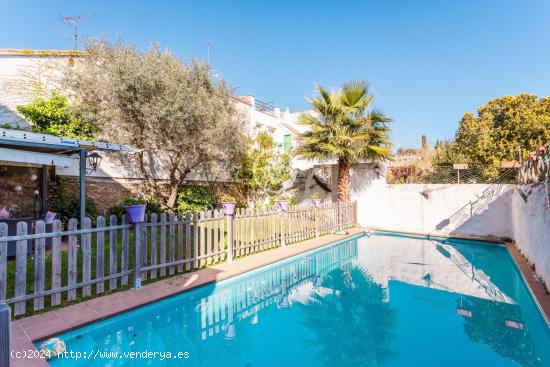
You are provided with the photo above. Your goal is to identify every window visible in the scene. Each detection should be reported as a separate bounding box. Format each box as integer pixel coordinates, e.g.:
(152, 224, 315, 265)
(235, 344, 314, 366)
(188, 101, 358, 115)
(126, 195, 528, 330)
(283, 134, 292, 153)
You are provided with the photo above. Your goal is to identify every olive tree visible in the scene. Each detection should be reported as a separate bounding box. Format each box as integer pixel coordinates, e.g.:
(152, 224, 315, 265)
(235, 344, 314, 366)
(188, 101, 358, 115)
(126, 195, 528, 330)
(67, 41, 245, 208)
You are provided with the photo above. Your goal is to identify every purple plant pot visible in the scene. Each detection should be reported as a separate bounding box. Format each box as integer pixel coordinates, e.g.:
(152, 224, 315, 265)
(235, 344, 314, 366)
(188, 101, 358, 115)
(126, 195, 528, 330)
(124, 204, 146, 223)
(222, 202, 236, 215)
(313, 199, 321, 208)
(277, 200, 289, 212)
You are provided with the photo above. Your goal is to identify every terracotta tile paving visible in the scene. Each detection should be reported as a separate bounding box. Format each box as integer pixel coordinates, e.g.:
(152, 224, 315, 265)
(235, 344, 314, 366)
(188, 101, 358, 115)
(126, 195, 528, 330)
(9, 228, 550, 366)
(506, 242, 550, 322)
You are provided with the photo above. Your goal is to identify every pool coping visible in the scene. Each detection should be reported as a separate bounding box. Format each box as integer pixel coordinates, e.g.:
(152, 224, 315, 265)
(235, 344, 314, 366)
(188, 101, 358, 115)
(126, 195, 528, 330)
(9, 227, 550, 366)
(9, 229, 365, 367)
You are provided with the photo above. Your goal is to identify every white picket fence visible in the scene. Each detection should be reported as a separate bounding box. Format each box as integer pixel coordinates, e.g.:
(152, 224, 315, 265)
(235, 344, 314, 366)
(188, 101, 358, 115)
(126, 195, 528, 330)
(0, 201, 356, 316)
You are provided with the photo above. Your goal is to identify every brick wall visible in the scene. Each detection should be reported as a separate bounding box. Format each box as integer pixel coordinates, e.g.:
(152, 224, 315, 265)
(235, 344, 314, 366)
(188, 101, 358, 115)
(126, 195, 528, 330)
(54, 176, 144, 216)
(56, 176, 244, 215)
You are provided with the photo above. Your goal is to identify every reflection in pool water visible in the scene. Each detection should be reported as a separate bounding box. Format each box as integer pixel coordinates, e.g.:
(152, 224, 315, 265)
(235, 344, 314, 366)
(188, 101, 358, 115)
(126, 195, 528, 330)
(45, 234, 550, 367)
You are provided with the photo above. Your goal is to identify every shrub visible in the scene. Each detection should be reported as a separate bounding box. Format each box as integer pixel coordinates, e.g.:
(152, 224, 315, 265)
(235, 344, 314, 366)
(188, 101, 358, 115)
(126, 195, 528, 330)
(17, 91, 97, 139)
(50, 192, 98, 223)
(175, 185, 213, 213)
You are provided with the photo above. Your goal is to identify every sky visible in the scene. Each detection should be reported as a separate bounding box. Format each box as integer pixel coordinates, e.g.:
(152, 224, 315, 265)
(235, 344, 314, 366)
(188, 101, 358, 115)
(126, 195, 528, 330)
(1, 0, 549, 148)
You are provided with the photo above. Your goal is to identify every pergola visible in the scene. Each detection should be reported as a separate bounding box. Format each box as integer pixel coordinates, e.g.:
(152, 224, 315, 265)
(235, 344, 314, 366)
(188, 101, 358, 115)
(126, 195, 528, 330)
(0, 128, 137, 223)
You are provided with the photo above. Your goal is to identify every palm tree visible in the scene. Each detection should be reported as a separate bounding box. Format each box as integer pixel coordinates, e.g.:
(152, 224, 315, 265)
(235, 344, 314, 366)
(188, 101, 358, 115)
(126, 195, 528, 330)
(297, 81, 392, 201)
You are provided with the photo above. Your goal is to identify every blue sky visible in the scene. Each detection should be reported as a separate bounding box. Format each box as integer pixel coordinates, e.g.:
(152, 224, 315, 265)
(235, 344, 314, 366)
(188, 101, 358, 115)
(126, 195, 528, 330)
(2, 0, 549, 147)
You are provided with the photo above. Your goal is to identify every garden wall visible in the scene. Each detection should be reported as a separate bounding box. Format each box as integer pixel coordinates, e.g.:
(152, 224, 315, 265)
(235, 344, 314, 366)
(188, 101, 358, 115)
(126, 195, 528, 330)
(355, 183, 514, 238)
(354, 182, 550, 288)
(511, 184, 550, 288)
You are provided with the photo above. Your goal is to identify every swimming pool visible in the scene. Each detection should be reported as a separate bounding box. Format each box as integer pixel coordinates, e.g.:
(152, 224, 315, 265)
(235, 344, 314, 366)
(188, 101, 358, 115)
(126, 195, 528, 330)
(42, 233, 550, 366)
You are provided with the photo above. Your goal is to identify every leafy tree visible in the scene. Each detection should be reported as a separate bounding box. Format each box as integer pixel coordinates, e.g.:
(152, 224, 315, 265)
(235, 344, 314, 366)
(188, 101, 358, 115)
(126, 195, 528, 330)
(431, 140, 468, 166)
(66, 41, 245, 209)
(454, 94, 550, 179)
(296, 81, 392, 202)
(16, 91, 96, 139)
(233, 131, 291, 205)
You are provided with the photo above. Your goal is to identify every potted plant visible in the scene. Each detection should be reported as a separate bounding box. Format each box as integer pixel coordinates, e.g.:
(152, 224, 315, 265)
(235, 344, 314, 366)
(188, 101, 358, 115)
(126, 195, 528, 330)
(124, 195, 147, 223)
(277, 195, 289, 212)
(220, 193, 237, 215)
(311, 192, 321, 208)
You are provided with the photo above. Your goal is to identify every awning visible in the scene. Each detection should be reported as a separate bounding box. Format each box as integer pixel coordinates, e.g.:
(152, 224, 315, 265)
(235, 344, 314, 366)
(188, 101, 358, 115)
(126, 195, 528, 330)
(0, 128, 136, 154)
(0, 147, 78, 168)
(0, 128, 137, 223)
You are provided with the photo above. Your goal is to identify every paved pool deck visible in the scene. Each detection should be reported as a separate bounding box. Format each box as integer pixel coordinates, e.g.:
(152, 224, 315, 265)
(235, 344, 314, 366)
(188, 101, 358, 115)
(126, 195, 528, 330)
(8, 227, 550, 366)
(9, 229, 365, 367)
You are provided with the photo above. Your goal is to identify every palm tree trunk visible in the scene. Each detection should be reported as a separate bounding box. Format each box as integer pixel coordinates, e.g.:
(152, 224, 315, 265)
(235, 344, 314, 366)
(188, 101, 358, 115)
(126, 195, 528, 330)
(337, 158, 351, 202)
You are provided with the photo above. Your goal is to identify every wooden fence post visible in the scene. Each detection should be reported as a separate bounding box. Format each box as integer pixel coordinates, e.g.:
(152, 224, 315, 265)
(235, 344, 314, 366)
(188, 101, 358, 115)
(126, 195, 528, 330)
(315, 207, 320, 238)
(0, 303, 9, 367)
(67, 219, 78, 301)
(121, 215, 129, 286)
(0, 223, 8, 302)
(33, 220, 46, 311)
(337, 201, 342, 230)
(81, 218, 92, 297)
(133, 223, 142, 290)
(109, 215, 118, 290)
(226, 211, 234, 263)
(353, 201, 358, 226)
(280, 210, 286, 247)
(14, 221, 27, 316)
(95, 216, 105, 295)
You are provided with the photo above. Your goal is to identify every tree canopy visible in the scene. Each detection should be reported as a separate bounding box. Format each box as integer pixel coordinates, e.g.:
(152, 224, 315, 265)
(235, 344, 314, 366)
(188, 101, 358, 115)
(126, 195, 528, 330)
(66, 41, 246, 208)
(17, 91, 96, 139)
(232, 131, 291, 205)
(452, 94, 550, 178)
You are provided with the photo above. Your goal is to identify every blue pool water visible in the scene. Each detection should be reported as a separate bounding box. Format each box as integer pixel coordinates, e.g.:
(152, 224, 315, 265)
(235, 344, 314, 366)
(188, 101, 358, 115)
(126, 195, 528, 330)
(43, 233, 550, 367)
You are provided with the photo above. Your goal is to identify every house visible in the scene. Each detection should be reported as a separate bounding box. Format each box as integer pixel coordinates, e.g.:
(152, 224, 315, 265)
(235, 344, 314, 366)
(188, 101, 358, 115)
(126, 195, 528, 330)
(0, 49, 337, 210)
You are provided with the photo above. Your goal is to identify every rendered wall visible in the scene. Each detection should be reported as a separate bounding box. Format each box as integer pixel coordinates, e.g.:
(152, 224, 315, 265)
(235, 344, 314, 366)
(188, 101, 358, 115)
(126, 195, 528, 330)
(511, 184, 550, 288)
(354, 182, 549, 288)
(355, 183, 514, 239)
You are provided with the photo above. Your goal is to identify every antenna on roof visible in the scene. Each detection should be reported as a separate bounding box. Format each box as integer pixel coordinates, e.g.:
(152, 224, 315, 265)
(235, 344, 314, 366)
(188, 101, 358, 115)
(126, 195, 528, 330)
(61, 13, 96, 50)
(203, 39, 216, 65)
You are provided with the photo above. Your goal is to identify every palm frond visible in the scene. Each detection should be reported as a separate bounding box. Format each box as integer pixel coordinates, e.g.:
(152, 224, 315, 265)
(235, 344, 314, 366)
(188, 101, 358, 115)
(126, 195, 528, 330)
(295, 80, 392, 163)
